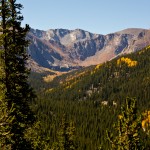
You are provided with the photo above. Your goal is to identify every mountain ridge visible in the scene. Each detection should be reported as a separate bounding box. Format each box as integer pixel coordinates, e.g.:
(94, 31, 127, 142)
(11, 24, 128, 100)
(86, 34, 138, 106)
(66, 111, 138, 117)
(27, 27, 150, 71)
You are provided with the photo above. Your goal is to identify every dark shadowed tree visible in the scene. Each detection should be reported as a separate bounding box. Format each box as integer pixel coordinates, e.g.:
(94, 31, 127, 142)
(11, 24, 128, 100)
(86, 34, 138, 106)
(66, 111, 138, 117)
(0, 0, 35, 149)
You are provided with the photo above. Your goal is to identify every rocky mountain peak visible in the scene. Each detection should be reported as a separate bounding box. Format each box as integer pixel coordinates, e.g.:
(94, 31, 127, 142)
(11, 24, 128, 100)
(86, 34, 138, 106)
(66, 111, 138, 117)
(27, 28, 150, 72)
(116, 28, 149, 36)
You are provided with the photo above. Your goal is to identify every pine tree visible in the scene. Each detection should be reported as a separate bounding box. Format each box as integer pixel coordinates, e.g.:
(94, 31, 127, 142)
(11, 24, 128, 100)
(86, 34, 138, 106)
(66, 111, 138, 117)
(53, 116, 77, 150)
(107, 98, 143, 150)
(0, 98, 14, 149)
(0, 0, 35, 149)
(25, 121, 51, 150)
(0, 0, 14, 149)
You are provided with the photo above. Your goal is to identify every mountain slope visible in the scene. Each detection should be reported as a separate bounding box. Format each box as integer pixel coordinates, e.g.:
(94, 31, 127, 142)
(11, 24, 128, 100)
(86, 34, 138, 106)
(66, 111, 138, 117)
(43, 45, 150, 106)
(30, 45, 150, 150)
(27, 28, 150, 71)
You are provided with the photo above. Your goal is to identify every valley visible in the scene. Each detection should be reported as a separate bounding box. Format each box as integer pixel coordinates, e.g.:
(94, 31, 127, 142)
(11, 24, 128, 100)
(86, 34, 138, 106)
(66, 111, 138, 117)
(29, 45, 150, 149)
(1, 0, 150, 149)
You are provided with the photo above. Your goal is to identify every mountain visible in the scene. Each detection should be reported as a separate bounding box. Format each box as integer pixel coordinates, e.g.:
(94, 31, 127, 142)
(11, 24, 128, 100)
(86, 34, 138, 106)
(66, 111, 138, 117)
(38, 45, 150, 104)
(30, 46, 150, 150)
(27, 28, 150, 71)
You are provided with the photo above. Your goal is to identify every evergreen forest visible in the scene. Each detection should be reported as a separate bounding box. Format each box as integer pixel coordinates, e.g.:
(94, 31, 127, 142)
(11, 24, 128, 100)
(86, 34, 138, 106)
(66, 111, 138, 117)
(0, 0, 150, 149)
(29, 46, 150, 149)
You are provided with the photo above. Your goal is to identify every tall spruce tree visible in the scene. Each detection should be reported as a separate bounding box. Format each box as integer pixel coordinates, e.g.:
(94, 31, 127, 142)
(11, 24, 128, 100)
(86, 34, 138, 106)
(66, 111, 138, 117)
(53, 116, 77, 150)
(107, 98, 143, 150)
(0, 0, 35, 149)
(0, 0, 15, 149)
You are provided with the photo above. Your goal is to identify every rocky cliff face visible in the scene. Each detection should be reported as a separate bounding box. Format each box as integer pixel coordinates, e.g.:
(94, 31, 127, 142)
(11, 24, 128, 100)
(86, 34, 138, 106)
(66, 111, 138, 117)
(27, 28, 150, 71)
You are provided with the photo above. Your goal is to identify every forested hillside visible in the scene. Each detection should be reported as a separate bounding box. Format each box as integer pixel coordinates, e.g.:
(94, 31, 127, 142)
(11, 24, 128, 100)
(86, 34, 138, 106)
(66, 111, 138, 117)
(1, 0, 149, 149)
(29, 46, 150, 149)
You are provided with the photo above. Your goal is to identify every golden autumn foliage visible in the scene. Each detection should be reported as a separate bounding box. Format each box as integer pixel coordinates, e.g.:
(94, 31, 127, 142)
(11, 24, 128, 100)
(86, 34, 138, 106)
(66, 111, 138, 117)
(61, 71, 88, 90)
(90, 64, 102, 75)
(90, 71, 96, 75)
(64, 80, 79, 89)
(139, 45, 150, 54)
(117, 57, 137, 67)
(142, 110, 150, 132)
(64, 71, 87, 83)
(43, 71, 65, 83)
(46, 88, 53, 93)
(118, 115, 123, 120)
(95, 64, 102, 70)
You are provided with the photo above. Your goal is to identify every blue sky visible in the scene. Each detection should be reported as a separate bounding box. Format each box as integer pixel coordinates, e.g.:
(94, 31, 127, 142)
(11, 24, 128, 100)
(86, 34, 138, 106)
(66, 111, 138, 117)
(18, 0, 150, 34)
